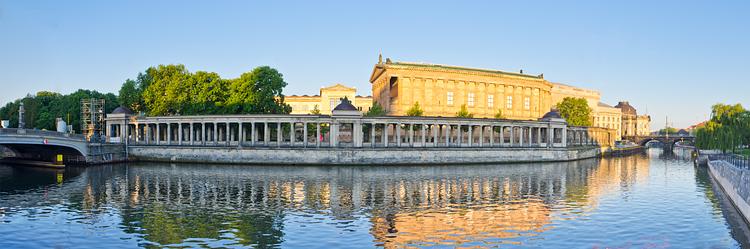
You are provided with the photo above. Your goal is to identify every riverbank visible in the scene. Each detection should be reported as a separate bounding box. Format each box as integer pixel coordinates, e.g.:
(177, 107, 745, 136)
(707, 159, 750, 226)
(126, 145, 604, 165)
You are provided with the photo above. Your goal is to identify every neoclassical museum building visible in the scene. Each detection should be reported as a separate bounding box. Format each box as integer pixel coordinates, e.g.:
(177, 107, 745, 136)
(286, 55, 650, 140)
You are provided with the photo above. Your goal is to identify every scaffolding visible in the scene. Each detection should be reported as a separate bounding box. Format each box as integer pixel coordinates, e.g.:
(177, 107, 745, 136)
(81, 98, 105, 142)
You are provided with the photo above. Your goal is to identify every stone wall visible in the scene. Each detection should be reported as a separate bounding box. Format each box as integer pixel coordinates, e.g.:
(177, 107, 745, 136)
(126, 146, 602, 165)
(708, 160, 750, 224)
(87, 144, 127, 164)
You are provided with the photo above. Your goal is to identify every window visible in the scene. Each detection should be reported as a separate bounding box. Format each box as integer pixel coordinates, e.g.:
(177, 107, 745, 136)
(524, 97, 530, 110)
(447, 92, 454, 105)
(329, 98, 336, 110)
(506, 96, 513, 109)
(467, 93, 475, 107)
(487, 95, 494, 108)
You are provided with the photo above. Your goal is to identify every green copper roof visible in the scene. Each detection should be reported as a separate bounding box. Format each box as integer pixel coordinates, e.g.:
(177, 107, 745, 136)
(388, 61, 544, 79)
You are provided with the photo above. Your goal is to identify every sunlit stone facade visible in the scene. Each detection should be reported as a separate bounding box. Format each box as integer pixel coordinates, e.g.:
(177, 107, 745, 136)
(370, 59, 552, 120)
(285, 84, 372, 115)
(615, 101, 651, 137)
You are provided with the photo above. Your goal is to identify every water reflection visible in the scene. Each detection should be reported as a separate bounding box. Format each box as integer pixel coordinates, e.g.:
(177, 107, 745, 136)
(0, 149, 746, 248)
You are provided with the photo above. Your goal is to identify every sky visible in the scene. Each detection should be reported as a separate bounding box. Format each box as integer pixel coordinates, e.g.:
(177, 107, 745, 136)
(0, 0, 748, 129)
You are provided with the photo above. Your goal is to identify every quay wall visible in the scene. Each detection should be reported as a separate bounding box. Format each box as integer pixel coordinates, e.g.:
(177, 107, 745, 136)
(127, 146, 603, 165)
(708, 160, 750, 224)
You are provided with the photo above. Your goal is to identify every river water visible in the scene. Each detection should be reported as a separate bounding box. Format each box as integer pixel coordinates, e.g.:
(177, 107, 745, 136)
(0, 148, 748, 248)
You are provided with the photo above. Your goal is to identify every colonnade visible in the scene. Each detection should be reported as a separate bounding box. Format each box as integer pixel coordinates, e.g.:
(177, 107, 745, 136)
(106, 115, 607, 149)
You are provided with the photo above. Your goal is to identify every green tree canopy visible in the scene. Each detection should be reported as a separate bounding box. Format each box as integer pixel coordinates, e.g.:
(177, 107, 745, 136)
(365, 102, 386, 117)
(556, 97, 592, 126)
(406, 102, 424, 116)
(695, 103, 749, 153)
(0, 90, 118, 132)
(456, 104, 474, 118)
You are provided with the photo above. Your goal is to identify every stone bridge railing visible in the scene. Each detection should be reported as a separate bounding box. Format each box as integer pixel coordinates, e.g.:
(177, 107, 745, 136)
(0, 128, 86, 140)
(106, 114, 616, 149)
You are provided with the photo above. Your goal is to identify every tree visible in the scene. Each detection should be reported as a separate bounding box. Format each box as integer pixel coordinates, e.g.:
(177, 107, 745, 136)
(142, 64, 191, 116)
(118, 79, 141, 112)
(494, 108, 504, 119)
(227, 66, 291, 114)
(556, 97, 592, 126)
(456, 104, 473, 118)
(310, 105, 321, 115)
(695, 103, 749, 153)
(406, 102, 424, 116)
(365, 102, 386, 117)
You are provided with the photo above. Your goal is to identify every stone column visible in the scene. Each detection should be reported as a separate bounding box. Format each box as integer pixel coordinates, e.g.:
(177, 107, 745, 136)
(528, 127, 533, 146)
(354, 121, 363, 147)
(226, 122, 230, 146)
(201, 122, 206, 146)
(432, 124, 438, 147)
(562, 126, 568, 147)
(330, 122, 338, 147)
(303, 122, 308, 148)
(289, 122, 295, 147)
(519, 127, 524, 147)
(145, 124, 151, 144)
(489, 126, 494, 147)
(499, 126, 504, 147)
(250, 122, 256, 146)
(396, 123, 401, 147)
(239, 122, 244, 148)
(510, 126, 514, 147)
(316, 122, 321, 148)
(421, 124, 426, 147)
(479, 125, 484, 147)
(277, 122, 282, 147)
(457, 125, 462, 147)
(166, 123, 171, 145)
(370, 123, 376, 148)
(408, 124, 414, 147)
(188, 123, 193, 146)
(212, 122, 217, 145)
(178, 123, 183, 145)
(264, 122, 269, 146)
(156, 123, 161, 144)
(537, 127, 543, 147)
(134, 124, 140, 143)
(467, 125, 473, 147)
(383, 123, 388, 147)
(445, 125, 451, 146)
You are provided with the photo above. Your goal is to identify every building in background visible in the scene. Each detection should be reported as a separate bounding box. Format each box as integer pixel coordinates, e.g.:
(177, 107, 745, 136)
(615, 101, 651, 137)
(370, 57, 552, 120)
(286, 84, 372, 115)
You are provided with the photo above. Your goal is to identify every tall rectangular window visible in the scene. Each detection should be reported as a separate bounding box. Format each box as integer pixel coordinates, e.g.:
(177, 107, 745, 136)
(506, 96, 513, 109)
(467, 93, 475, 107)
(447, 92, 454, 105)
(524, 97, 530, 110)
(329, 98, 336, 110)
(487, 95, 494, 108)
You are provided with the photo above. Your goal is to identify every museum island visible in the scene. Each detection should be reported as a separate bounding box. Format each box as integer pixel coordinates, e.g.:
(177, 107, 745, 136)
(286, 55, 651, 140)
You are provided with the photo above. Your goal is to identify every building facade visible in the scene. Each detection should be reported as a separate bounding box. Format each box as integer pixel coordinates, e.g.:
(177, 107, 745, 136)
(370, 58, 552, 120)
(614, 101, 651, 137)
(285, 84, 372, 115)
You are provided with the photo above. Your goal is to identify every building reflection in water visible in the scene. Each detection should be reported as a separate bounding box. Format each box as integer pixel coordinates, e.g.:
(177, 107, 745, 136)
(0, 153, 653, 248)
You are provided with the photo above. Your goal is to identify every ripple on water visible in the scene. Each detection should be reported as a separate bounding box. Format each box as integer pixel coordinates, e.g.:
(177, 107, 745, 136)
(0, 151, 746, 248)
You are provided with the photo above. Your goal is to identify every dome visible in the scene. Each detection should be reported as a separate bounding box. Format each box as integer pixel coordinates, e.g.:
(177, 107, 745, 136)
(111, 106, 134, 115)
(541, 109, 562, 119)
(333, 97, 358, 111)
(614, 101, 637, 116)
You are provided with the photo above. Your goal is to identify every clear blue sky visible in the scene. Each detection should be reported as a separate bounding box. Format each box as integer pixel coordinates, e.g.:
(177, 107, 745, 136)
(1, 1, 748, 128)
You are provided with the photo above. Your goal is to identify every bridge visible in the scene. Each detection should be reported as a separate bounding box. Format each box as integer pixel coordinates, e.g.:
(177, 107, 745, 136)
(622, 134, 695, 149)
(0, 128, 125, 165)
